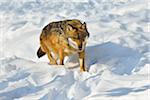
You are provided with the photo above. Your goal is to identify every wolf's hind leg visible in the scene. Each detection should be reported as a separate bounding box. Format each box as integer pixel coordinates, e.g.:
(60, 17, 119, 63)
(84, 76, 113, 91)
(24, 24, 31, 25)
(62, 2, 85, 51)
(47, 51, 57, 65)
(40, 42, 57, 65)
(59, 48, 64, 65)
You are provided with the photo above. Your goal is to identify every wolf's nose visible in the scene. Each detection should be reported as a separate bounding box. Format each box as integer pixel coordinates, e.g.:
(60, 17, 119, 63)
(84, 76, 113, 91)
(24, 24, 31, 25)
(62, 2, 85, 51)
(79, 48, 82, 50)
(79, 46, 82, 50)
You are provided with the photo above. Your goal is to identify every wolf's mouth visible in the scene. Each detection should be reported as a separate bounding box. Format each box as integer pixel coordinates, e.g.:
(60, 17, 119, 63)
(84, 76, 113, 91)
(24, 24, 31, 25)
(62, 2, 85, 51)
(77, 49, 84, 52)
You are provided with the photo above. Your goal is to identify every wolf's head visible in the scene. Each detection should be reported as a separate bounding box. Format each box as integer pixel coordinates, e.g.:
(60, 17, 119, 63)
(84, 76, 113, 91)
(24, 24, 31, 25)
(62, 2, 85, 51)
(65, 20, 90, 52)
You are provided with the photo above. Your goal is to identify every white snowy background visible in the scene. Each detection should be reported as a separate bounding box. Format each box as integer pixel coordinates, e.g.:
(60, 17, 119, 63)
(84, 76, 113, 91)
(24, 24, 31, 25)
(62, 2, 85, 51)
(0, 0, 150, 100)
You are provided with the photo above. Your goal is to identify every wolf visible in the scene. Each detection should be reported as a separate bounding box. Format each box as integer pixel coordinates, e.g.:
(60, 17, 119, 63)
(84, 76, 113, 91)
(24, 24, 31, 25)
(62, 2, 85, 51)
(37, 19, 90, 72)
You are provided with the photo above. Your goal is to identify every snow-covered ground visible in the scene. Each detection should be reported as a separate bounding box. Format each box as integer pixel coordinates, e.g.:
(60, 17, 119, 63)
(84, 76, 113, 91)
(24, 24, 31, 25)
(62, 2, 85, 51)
(0, 0, 150, 100)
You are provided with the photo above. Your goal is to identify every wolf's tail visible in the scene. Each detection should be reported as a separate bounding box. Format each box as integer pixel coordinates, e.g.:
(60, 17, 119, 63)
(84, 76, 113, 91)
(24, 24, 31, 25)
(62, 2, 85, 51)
(37, 47, 46, 58)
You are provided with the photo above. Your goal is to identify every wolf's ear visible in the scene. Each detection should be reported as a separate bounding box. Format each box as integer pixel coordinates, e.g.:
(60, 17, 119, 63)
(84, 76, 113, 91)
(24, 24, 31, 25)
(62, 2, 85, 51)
(82, 22, 86, 29)
(66, 24, 73, 31)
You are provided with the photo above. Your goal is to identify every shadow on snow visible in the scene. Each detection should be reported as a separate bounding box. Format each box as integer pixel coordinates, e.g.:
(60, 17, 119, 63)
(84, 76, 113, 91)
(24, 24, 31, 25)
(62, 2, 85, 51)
(85, 42, 141, 75)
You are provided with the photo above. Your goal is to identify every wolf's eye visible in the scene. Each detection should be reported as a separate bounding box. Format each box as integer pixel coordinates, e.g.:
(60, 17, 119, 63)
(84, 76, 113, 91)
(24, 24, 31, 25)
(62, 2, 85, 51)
(72, 37, 77, 40)
(70, 36, 77, 39)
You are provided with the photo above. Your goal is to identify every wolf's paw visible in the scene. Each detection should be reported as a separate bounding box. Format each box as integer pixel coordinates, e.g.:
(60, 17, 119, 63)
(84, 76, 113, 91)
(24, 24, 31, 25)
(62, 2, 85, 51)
(48, 61, 57, 65)
(80, 66, 88, 72)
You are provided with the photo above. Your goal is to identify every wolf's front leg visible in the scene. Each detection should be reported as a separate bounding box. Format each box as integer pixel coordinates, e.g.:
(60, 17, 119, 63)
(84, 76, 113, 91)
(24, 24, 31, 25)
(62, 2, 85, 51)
(78, 50, 87, 72)
(59, 48, 64, 65)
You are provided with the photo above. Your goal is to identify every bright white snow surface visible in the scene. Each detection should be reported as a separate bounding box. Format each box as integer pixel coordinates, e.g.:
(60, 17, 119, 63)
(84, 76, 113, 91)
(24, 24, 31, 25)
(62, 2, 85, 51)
(0, 0, 150, 100)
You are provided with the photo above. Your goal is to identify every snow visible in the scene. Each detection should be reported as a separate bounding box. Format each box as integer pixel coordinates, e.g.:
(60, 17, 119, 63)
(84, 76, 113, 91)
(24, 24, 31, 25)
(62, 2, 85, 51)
(0, 0, 150, 100)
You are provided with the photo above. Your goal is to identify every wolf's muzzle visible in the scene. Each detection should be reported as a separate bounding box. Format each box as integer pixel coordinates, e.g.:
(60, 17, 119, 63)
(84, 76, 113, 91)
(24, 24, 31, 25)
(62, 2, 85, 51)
(78, 45, 82, 50)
